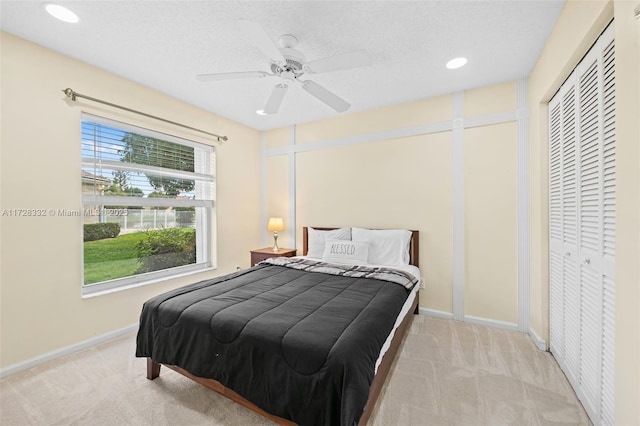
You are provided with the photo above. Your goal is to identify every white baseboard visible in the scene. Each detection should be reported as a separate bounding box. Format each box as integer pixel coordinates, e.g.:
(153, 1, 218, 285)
(418, 309, 520, 333)
(528, 327, 547, 351)
(420, 310, 543, 347)
(0, 323, 138, 379)
(463, 315, 519, 331)
(418, 307, 454, 319)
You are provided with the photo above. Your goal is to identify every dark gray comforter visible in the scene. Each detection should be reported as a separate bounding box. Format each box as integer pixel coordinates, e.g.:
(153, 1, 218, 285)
(136, 258, 417, 426)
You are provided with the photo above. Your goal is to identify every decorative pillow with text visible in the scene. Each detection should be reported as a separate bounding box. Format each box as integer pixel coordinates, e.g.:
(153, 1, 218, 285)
(322, 239, 369, 265)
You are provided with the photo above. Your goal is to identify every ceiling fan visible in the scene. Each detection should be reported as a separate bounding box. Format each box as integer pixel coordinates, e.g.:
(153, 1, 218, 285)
(196, 20, 372, 115)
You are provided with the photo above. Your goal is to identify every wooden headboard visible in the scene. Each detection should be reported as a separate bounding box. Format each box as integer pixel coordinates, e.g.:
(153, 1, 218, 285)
(302, 227, 419, 268)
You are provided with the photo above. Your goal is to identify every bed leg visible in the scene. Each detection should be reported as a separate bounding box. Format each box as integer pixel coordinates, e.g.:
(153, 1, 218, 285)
(146, 358, 161, 380)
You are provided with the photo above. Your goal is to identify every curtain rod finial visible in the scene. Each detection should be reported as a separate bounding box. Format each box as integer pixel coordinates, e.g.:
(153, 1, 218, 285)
(62, 88, 76, 100)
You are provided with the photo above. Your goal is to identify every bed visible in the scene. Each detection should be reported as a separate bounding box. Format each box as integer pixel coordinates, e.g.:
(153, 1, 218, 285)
(136, 227, 420, 425)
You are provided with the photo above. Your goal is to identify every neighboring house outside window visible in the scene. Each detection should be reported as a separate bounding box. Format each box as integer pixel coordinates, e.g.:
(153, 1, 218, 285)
(81, 113, 215, 296)
(81, 171, 110, 224)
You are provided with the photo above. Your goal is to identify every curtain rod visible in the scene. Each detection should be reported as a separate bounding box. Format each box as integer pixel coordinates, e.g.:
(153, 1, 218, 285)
(62, 88, 228, 142)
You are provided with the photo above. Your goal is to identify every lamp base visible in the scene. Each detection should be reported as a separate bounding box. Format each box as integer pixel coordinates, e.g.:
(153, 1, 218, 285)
(272, 232, 279, 252)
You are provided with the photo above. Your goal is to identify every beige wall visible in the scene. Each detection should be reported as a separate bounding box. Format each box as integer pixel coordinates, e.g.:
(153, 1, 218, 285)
(265, 155, 291, 248)
(464, 123, 518, 323)
(528, 0, 640, 423)
(0, 33, 261, 368)
(264, 81, 521, 321)
(295, 133, 455, 312)
(294, 96, 452, 145)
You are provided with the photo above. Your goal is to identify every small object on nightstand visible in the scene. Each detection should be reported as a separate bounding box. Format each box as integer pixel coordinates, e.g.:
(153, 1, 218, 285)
(250, 247, 296, 267)
(267, 217, 284, 252)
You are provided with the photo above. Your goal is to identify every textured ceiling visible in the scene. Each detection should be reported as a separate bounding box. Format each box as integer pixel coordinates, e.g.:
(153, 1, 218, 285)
(0, 1, 565, 131)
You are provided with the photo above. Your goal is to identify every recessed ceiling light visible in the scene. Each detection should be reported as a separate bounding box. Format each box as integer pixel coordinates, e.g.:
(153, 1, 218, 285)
(256, 109, 267, 116)
(44, 4, 79, 23)
(446, 57, 467, 70)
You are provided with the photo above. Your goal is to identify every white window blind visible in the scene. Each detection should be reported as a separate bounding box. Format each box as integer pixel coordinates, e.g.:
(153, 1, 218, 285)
(82, 114, 215, 209)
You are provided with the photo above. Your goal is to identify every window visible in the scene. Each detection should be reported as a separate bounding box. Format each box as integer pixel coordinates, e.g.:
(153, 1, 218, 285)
(81, 113, 215, 296)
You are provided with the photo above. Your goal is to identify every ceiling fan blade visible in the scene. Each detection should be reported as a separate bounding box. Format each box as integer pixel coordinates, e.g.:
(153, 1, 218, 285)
(196, 71, 271, 82)
(236, 19, 285, 63)
(301, 80, 350, 113)
(305, 50, 372, 74)
(263, 84, 289, 114)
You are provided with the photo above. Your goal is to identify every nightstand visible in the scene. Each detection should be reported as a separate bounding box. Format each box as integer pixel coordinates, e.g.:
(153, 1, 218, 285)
(250, 247, 296, 266)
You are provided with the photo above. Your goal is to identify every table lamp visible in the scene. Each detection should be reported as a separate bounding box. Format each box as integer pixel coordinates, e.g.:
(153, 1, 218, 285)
(267, 217, 284, 252)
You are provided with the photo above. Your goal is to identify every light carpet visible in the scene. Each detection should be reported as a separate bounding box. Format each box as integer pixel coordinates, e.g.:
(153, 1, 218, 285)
(1, 316, 590, 425)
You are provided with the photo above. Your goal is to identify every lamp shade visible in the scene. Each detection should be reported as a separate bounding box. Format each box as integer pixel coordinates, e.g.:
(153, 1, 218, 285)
(267, 217, 284, 232)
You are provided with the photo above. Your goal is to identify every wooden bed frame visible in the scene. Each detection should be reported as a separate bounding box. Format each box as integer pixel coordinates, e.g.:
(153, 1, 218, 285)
(146, 227, 420, 426)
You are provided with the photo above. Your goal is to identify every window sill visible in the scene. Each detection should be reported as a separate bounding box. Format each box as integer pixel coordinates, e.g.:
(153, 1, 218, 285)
(81, 265, 216, 299)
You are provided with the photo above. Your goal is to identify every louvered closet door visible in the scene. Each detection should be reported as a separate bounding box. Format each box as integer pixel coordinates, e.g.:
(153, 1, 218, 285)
(549, 98, 563, 361)
(599, 36, 615, 426)
(548, 22, 615, 426)
(549, 77, 580, 384)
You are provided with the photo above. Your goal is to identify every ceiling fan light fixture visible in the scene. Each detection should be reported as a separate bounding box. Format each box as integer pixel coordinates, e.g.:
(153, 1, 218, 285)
(44, 3, 79, 23)
(446, 57, 467, 69)
(198, 21, 370, 115)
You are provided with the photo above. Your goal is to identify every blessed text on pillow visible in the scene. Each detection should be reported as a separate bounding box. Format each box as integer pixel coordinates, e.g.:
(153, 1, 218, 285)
(322, 239, 369, 265)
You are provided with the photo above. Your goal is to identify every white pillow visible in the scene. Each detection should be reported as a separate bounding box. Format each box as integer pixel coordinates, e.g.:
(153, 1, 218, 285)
(322, 239, 369, 265)
(306, 227, 351, 259)
(351, 228, 412, 266)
